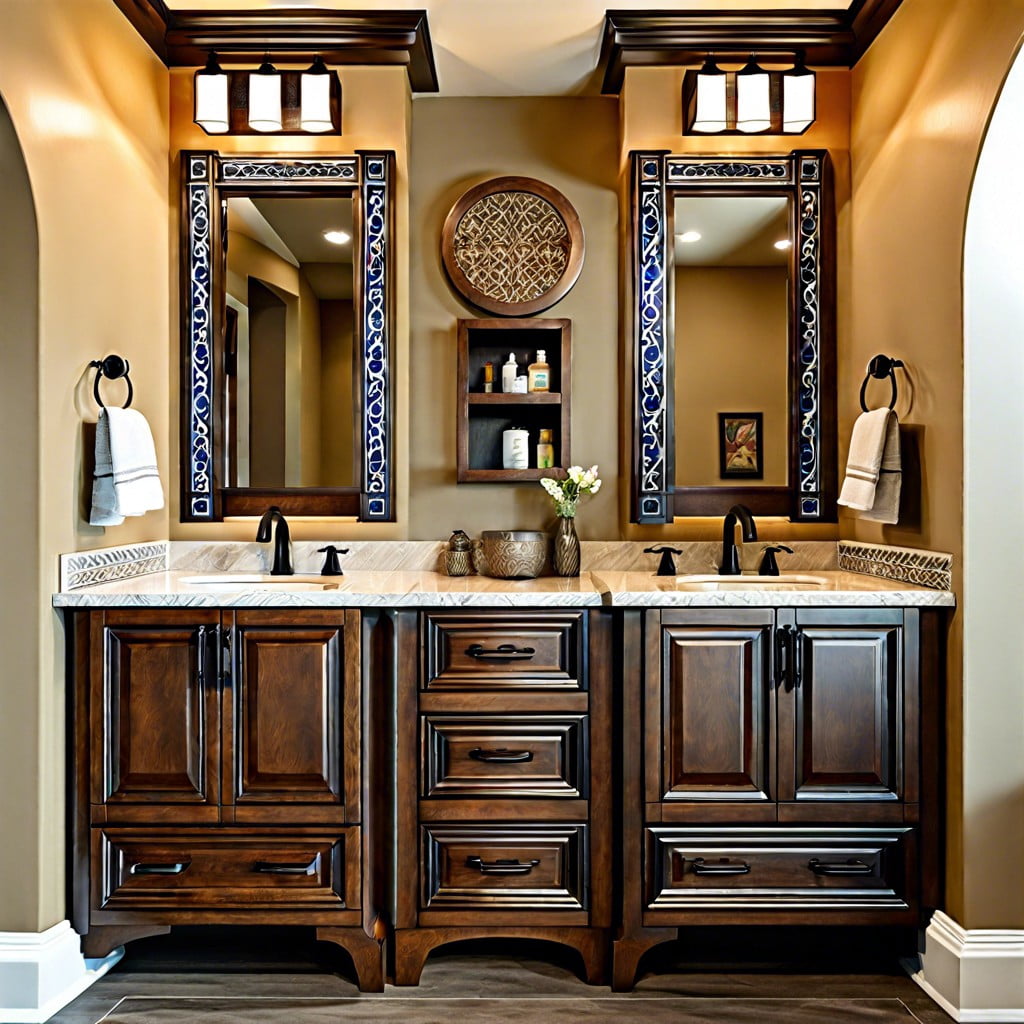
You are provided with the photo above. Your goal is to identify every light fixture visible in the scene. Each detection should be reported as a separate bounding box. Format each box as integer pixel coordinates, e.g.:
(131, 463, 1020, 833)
(678, 230, 702, 243)
(774, 239, 792, 250)
(323, 229, 351, 245)
(248, 57, 282, 132)
(682, 54, 816, 135)
(301, 56, 334, 132)
(193, 52, 229, 134)
(682, 56, 727, 133)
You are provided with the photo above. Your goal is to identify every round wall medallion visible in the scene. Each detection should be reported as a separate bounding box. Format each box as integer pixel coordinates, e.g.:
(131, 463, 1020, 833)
(441, 175, 585, 316)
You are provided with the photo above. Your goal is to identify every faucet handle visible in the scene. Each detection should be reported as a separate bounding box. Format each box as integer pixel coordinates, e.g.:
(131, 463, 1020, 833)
(644, 545, 684, 577)
(758, 545, 793, 577)
(317, 546, 350, 577)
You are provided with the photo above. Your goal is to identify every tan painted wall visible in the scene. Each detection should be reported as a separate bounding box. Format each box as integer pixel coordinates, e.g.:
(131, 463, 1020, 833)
(0, 0, 170, 932)
(320, 300, 356, 485)
(619, 66, 851, 543)
(408, 97, 621, 539)
(169, 65, 411, 539)
(851, 0, 1024, 929)
(675, 266, 789, 487)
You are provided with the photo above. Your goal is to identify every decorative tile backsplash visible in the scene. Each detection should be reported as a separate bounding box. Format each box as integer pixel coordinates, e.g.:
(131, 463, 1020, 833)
(838, 540, 952, 591)
(61, 542, 169, 591)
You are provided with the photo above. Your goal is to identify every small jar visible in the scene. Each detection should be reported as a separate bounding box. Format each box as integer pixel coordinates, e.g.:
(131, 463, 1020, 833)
(536, 428, 554, 470)
(445, 529, 472, 576)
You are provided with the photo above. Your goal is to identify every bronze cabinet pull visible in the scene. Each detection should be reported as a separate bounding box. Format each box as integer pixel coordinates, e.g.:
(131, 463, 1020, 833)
(465, 856, 541, 875)
(808, 858, 874, 876)
(129, 861, 190, 875)
(468, 747, 534, 764)
(691, 857, 751, 876)
(253, 855, 320, 876)
(465, 643, 536, 661)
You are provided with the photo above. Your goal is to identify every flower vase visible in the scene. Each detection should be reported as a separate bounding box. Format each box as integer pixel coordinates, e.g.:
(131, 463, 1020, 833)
(552, 516, 581, 577)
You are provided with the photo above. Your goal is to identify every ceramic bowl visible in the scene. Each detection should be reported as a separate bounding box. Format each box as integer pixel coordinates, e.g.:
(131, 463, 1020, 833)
(479, 530, 548, 579)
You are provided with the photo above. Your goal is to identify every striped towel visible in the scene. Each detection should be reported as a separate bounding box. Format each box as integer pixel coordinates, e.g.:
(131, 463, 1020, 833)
(837, 408, 901, 524)
(89, 407, 164, 526)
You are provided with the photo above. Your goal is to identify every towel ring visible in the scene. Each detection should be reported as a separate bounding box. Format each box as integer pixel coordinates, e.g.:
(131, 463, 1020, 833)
(859, 354, 903, 413)
(90, 355, 133, 409)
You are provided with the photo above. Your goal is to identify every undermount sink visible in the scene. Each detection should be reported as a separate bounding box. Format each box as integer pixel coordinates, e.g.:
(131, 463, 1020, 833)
(675, 573, 827, 590)
(181, 574, 342, 591)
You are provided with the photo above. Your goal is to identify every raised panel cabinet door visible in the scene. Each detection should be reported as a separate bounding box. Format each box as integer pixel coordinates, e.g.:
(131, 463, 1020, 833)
(225, 611, 359, 820)
(90, 610, 222, 813)
(777, 610, 903, 804)
(647, 611, 775, 809)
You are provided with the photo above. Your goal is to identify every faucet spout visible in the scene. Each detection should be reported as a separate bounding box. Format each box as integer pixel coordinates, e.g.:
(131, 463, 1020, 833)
(256, 506, 293, 576)
(718, 504, 758, 576)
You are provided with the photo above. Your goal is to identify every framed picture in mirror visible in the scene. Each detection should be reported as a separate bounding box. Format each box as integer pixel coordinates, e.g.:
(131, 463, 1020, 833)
(718, 412, 763, 479)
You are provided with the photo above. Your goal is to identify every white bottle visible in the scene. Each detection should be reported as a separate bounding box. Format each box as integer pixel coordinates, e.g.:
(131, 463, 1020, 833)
(501, 352, 518, 393)
(502, 427, 529, 469)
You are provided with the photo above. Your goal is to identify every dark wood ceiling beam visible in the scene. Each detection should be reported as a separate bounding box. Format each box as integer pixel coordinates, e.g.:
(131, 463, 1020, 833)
(599, 3, 904, 94)
(111, 2, 439, 93)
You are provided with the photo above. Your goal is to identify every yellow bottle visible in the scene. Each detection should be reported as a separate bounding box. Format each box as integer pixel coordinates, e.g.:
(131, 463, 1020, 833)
(537, 428, 554, 469)
(527, 349, 550, 392)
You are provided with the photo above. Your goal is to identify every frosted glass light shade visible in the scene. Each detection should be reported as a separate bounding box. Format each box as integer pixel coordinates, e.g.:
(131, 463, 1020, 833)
(783, 65, 816, 133)
(248, 61, 282, 132)
(300, 56, 333, 133)
(686, 59, 727, 133)
(194, 54, 229, 134)
(736, 60, 771, 133)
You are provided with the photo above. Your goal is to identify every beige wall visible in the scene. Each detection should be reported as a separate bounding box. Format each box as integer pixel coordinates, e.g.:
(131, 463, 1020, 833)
(851, 0, 1024, 929)
(675, 266, 789, 487)
(408, 97, 620, 539)
(320, 300, 356, 485)
(0, 0, 170, 932)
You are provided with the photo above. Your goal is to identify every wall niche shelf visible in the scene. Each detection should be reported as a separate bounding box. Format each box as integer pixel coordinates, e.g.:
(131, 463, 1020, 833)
(457, 318, 571, 483)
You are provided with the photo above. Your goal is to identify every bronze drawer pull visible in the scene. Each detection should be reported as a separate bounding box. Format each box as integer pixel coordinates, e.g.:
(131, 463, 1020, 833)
(465, 643, 536, 661)
(691, 857, 751, 876)
(130, 861, 190, 875)
(253, 854, 320, 876)
(808, 858, 874, 876)
(468, 747, 534, 764)
(466, 856, 541, 875)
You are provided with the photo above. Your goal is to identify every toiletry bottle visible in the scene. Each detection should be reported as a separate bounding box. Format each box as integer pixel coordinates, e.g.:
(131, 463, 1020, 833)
(502, 427, 529, 469)
(482, 361, 494, 393)
(528, 349, 550, 392)
(536, 428, 554, 469)
(501, 352, 518, 393)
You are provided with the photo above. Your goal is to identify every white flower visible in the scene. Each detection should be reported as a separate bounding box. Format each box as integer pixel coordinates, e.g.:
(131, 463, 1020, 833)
(540, 477, 564, 500)
(590, 478, 602, 494)
(567, 465, 583, 484)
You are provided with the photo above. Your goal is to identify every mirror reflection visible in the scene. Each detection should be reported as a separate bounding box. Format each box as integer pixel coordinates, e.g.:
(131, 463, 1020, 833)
(225, 195, 356, 490)
(673, 194, 791, 488)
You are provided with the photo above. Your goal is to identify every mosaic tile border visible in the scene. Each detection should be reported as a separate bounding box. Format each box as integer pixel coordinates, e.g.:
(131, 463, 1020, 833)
(61, 542, 169, 591)
(838, 540, 952, 591)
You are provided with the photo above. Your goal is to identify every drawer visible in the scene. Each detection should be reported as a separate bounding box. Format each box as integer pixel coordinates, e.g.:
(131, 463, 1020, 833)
(422, 715, 587, 798)
(422, 825, 587, 910)
(93, 829, 357, 911)
(646, 827, 913, 911)
(423, 612, 584, 691)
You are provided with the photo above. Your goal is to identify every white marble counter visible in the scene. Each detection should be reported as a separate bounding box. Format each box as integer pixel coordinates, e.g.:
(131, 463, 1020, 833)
(52, 568, 954, 609)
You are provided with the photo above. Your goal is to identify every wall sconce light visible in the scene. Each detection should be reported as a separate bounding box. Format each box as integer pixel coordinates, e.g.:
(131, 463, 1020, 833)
(683, 54, 816, 135)
(192, 53, 342, 136)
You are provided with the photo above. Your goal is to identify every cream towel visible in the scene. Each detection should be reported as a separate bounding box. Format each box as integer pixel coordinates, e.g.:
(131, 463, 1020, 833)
(837, 407, 901, 524)
(89, 407, 165, 526)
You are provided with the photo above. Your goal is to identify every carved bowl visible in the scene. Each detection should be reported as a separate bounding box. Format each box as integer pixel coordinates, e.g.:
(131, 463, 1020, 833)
(479, 530, 549, 579)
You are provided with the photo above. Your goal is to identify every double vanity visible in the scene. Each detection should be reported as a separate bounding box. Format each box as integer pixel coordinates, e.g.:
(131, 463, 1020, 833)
(56, 543, 953, 991)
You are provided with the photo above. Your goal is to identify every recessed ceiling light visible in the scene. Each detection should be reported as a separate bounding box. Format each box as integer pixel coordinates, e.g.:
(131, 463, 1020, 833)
(678, 230, 702, 244)
(774, 239, 792, 250)
(323, 229, 351, 245)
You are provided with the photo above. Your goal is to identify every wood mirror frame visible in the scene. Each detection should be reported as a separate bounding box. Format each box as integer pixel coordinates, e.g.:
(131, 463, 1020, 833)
(180, 151, 395, 522)
(628, 150, 836, 524)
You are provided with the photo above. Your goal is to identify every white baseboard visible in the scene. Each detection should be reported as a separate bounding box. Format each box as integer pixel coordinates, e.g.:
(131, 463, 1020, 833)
(0, 921, 121, 1023)
(905, 910, 1024, 1022)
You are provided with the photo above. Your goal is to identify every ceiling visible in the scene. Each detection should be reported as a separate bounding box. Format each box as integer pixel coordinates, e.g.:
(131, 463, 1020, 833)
(160, 0, 858, 97)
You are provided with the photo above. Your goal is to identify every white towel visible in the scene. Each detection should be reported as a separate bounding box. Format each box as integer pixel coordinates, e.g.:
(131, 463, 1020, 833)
(89, 407, 165, 526)
(837, 407, 901, 524)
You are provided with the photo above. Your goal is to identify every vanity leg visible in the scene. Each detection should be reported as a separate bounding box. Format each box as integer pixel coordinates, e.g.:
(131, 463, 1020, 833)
(612, 927, 677, 991)
(393, 929, 433, 986)
(81, 924, 170, 959)
(316, 926, 384, 992)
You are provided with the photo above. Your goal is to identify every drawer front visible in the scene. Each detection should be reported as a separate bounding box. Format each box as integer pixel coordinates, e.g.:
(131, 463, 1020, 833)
(422, 825, 587, 910)
(422, 715, 587, 798)
(94, 829, 356, 910)
(423, 613, 584, 690)
(646, 827, 913, 911)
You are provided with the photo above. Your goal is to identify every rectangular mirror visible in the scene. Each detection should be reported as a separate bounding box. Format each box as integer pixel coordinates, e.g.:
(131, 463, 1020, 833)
(180, 153, 395, 522)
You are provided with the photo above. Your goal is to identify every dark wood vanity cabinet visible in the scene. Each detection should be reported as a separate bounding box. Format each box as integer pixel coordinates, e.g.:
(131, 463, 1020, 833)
(390, 609, 613, 986)
(69, 608, 385, 990)
(613, 606, 944, 989)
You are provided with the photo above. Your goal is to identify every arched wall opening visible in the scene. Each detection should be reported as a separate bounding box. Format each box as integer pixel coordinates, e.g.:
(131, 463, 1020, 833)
(0, 90, 43, 933)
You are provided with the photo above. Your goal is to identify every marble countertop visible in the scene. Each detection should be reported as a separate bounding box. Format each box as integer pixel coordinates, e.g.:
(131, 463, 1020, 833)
(52, 569, 955, 609)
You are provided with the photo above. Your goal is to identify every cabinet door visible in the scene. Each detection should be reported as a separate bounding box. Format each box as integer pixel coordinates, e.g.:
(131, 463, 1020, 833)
(226, 611, 359, 822)
(90, 610, 221, 820)
(647, 610, 775, 812)
(777, 609, 902, 806)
